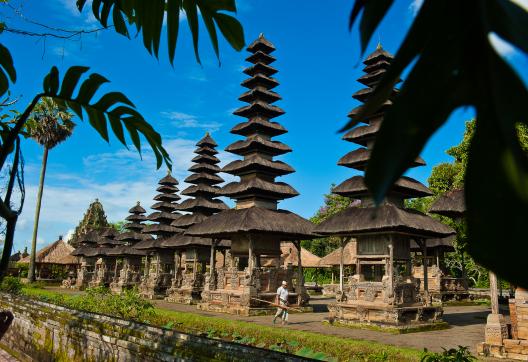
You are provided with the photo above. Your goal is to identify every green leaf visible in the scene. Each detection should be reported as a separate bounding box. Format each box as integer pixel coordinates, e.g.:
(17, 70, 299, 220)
(166, 0, 181, 64)
(183, 0, 201, 64)
(0, 43, 16, 97)
(349, 0, 395, 53)
(486, 0, 528, 55)
(41, 66, 171, 171)
(214, 13, 245, 51)
(200, 8, 220, 62)
(58, 66, 89, 98)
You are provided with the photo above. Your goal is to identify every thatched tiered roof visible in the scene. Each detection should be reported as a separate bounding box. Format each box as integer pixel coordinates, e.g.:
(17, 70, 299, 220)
(319, 241, 357, 267)
(187, 34, 315, 242)
(110, 202, 150, 256)
(161, 133, 228, 249)
(20, 237, 78, 265)
(135, 172, 183, 251)
(315, 45, 454, 239)
(429, 189, 466, 218)
(69, 199, 109, 248)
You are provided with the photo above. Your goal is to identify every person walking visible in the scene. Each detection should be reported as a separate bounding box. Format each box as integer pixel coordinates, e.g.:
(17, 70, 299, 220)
(273, 280, 289, 325)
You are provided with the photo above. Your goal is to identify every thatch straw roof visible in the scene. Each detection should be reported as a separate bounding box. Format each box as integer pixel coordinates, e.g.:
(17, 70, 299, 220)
(333, 175, 432, 199)
(429, 189, 466, 218)
(410, 234, 455, 251)
(20, 238, 78, 265)
(262, 242, 323, 268)
(314, 204, 455, 239)
(319, 241, 357, 266)
(185, 207, 317, 240)
(159, 234, 230, 249)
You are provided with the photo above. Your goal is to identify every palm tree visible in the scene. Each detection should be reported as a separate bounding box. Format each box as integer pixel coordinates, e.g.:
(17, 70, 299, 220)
(27, 97, 75, 282)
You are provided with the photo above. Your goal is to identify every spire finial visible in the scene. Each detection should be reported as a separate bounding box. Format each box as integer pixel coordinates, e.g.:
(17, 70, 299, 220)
(136, 201, 140, 206)
(259, 32, 264, 39)
(205, 131, 210, 136)
(377, 34, 382, 50)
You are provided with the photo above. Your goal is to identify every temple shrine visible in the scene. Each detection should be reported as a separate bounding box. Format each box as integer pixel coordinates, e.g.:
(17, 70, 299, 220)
(314, 45, 455, 329)
(186, 34, 315, 315)
(109, 203, 151, 293)
(162, 133, 229, 304)
(135, 172, 182, 299)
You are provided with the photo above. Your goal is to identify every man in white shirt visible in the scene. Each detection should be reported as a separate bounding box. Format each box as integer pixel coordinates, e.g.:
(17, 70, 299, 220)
(273, 280, 289, 325)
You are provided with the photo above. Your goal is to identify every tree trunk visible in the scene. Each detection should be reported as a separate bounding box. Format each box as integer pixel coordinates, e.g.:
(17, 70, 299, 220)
(28, 147, 49, 282)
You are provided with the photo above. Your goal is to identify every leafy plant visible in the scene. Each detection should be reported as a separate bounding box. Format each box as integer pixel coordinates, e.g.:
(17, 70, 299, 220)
(0, 276, 22, 294)
(421, 346, 475, 362)
(347, 0, 528, 286)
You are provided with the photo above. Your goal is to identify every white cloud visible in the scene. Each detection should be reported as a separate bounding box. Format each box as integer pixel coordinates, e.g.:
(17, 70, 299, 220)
(16, 136, 237, 249)
(161, 111, 222, 131)
(409, 0, 423, 15)
(63, 229, 75, 242)
(489, 33, 516, 57)
(58, 0, 98, 25)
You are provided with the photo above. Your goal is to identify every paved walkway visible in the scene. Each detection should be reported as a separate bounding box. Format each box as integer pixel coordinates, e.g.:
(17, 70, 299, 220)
(153, 296, 504, 355)
(0, 348, 18, 362)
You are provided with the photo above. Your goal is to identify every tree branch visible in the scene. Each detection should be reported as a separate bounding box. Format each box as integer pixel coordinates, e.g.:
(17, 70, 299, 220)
(0, 93, 42, 171)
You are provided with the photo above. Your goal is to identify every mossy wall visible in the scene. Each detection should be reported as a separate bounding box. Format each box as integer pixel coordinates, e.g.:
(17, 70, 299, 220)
(0, 293, 306, 361)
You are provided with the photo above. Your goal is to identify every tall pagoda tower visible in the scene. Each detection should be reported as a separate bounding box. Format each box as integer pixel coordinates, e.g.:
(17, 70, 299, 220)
(314, 45, 454, 329)
(109, 202, 151, 294)
(135, 172, 183, 299)
(187, 35, 315, 315)
(70, 199, 109, 248)
(162, 133, 229, 304)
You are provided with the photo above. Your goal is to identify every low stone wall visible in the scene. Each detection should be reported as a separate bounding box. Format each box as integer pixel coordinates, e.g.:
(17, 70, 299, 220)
(0, 293, 308, 361)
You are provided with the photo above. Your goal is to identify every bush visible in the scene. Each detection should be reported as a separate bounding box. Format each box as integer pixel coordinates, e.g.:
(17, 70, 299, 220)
(16, 263, 28, 278)
(421, 346, 475, 362)
(0, 276, 23, 294)
(67, 287, 156, 322)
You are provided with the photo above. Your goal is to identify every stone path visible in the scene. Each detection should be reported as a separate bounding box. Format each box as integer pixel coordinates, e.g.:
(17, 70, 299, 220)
(152, 297, 506, 355)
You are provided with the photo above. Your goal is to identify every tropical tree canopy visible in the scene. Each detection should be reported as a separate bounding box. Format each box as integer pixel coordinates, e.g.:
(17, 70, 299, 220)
(347, 0, 528, 287)
(27, 98, 75, 149)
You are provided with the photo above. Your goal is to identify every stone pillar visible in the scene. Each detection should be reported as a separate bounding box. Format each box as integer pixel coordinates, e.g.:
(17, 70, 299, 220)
(490, 271, 499, 314)
(516, 287, 528, 340)
(339, 238, 345, 293)
(485, 313, 508, 346)
(388, 243, 394, 298)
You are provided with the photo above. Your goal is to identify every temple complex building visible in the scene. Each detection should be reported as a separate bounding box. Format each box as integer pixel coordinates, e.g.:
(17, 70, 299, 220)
(89, 228, 123, 288)
(187, 34, 315, 315)
(135, 172, 183, 299)
(69, 199, 110, 248)
(314, 45, 454, 329)
(109, 203, 151, 293)
(71, 231, 102, 289)
(162, 134, 229, 304)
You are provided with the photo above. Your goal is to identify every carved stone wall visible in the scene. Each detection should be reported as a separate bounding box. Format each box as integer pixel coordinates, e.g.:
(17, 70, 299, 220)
(0, 293, 306, 362)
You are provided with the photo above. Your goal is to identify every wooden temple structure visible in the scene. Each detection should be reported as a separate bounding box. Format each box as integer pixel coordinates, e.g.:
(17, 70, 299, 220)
(186, 34, 315, 316)
(135, 172, 182, 299)
(314, 45, 455, 329)
(89, 228, 122, 288)
(18, 236, 77, 281)
(108, 203, 150, 294)
(162, 134, 229, 304)
(71, 231, 101, 289)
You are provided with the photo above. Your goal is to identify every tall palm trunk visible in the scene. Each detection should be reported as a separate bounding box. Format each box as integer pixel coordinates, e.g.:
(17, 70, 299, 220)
(28, 147, 49, 282)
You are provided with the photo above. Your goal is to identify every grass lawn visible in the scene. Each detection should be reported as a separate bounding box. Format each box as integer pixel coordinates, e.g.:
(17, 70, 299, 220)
(20, 286, 423, 361)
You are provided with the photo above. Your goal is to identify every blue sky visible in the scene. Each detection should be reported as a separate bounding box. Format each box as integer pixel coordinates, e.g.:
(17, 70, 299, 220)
(2, 0, 527, 252)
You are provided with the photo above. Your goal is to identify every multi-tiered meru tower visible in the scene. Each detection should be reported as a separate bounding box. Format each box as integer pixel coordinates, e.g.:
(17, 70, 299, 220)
(314, 45, 454, 329)
(187, 34, 315, 315)
(109, 202, 151, 293)
(162, 133, 229, 304)
(135, 172, 182, 299)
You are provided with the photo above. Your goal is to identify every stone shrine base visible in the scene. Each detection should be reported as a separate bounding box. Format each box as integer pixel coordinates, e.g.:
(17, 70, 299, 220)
(327, 302, 446, 333)
(477, 340, 528, 360)
(165, 288, 202, 305)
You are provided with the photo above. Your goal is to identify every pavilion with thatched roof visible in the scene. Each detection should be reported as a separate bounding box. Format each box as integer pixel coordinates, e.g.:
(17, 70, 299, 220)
(161, 133, 229, 304)
(88, 228, 124, 288)
(314, 45, 454, 328)
(109, 202, 151, 293)
(186, 34, 316, 315)
(135, 172, 183, 299)
(19, 236, 78, 281)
